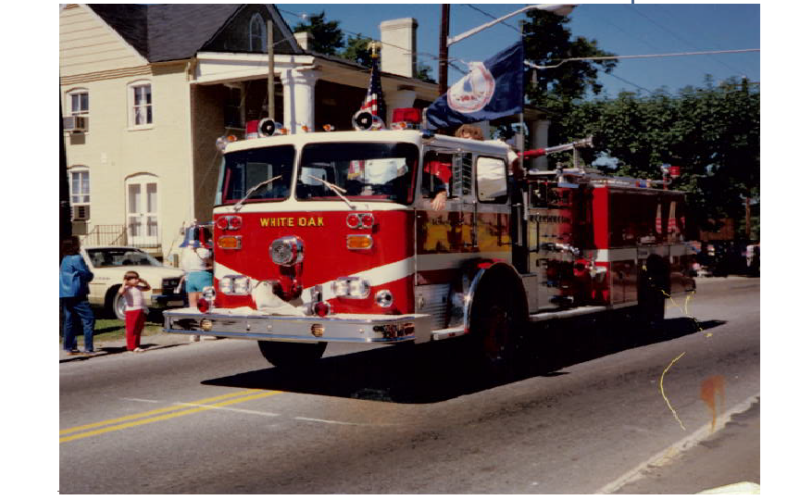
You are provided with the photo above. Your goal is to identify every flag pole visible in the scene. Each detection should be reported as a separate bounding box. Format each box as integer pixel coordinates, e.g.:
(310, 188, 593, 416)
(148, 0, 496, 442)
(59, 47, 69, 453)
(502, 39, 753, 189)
(517, 20, 525, 160)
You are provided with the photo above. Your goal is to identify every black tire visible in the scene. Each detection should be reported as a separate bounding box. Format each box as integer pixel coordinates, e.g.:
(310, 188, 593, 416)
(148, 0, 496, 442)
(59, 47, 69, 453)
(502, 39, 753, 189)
(470, 280, 524, 379)
(257, 341, 327, 369)
(638, 258, 667, 331)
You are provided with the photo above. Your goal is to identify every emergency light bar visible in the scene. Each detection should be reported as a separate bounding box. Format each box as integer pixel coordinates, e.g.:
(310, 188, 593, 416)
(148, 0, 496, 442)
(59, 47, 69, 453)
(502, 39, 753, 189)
(390, 108, 422, 130)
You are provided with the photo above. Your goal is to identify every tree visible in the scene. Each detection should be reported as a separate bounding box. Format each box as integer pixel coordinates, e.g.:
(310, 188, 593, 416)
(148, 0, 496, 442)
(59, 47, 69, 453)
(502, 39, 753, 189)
(415, 63, 435, 84)
(341, 33, 373, 67)
(293, 11, 345, 56)
(560, 77, 760, 237)
(522, 11, 618, 111)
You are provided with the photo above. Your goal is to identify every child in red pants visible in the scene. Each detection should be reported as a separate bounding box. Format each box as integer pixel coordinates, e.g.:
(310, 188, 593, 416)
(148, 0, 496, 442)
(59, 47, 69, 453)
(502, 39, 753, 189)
(119, 271, 151, 352)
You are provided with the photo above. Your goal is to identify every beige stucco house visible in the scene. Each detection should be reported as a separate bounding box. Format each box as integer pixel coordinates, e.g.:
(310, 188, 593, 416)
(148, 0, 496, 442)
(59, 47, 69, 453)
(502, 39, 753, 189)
(60, 4, 548, 260)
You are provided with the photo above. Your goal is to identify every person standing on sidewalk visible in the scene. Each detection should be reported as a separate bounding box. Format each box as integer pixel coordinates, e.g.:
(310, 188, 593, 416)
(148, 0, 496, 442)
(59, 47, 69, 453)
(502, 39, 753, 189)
(59, 236, 96, 354)
(119, 271, 151, 352)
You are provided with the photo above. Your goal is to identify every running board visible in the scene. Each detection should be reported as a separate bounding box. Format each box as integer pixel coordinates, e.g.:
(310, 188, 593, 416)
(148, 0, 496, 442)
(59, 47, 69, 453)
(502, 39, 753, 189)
(529, 303, 636, 323)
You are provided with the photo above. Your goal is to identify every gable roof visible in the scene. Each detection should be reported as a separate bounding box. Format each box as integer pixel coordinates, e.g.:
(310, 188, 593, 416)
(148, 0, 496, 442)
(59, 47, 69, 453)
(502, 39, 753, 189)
(87, 4, 299, 63)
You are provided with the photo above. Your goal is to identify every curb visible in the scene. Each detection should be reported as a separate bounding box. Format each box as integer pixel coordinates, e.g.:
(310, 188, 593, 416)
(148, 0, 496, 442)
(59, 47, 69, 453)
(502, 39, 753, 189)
(59, 333, 195, 363)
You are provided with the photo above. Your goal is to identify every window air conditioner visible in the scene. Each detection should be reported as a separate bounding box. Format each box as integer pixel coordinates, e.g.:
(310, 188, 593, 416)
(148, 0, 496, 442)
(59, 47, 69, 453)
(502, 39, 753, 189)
(64, 115, 88, 133)
(72, 205, 91, 221)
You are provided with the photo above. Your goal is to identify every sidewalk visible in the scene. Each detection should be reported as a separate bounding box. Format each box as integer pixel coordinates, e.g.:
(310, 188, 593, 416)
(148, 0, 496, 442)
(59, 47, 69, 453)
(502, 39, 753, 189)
(59, 331, 198, 362)
(613, 399, 760, 494)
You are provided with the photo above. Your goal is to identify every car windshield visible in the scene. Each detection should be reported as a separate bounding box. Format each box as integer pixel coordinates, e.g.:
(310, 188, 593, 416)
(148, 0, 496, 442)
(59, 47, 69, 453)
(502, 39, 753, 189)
(86, 248, 163, 268)
(218, 145, 295, 205)
(296, 142, 418, 204)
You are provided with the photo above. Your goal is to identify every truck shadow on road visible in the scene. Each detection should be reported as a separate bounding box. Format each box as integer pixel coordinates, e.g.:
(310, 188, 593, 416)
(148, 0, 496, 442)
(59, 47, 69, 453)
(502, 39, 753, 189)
(203, 315, 725, 404)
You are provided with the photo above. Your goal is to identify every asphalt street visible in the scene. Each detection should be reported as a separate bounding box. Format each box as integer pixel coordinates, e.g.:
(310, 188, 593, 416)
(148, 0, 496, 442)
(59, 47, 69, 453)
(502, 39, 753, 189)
(58, 277, 760, 494)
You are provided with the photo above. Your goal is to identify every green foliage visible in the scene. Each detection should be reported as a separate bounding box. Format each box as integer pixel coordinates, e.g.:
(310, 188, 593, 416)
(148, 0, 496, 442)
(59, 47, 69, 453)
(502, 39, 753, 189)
(415, 63, 435, 84)
(341, 33, 373, 67)
(559, 77, 760, 237)
(522, 11, 618, 110)
(293, 11, 345, 56)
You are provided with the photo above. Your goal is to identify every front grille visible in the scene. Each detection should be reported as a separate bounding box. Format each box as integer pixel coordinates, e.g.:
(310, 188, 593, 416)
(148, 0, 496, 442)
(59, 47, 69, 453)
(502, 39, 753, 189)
(162, 278, 181, 294)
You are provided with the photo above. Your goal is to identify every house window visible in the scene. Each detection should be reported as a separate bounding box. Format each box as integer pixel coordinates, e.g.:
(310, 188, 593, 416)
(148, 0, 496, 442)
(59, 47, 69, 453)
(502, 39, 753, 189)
(69, 167, 91, 221)
(129, 82, 153, 126)
(249, 14, 267, 52)
(68, 89, 89, 116)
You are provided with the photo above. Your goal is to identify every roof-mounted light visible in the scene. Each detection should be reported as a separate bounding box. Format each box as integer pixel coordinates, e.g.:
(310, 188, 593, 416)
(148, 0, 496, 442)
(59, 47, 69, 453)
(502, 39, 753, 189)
(215, 134, 238, 152)
(245, 120, 259, 139)
(391, 108, 422, 130)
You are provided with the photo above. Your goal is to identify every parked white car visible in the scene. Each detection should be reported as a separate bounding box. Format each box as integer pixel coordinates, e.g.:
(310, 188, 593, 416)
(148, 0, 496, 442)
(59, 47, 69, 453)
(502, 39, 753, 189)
(80, 246, 186, 320)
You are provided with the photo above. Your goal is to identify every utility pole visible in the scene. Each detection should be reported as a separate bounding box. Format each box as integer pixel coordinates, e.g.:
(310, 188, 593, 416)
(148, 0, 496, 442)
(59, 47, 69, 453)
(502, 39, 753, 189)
(438, 4, 450, 97)
(268, 20, 275, 119)
(59, 90, 72, 246)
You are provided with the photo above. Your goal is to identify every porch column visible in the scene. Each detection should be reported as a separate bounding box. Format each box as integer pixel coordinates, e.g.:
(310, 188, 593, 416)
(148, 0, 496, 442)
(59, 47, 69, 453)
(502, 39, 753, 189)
(384, 89, 416, 124)
(279, 68, 319, 133)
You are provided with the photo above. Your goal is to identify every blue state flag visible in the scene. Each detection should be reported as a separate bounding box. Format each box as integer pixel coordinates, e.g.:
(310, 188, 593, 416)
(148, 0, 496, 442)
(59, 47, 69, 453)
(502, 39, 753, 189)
(426, 41, 524, 130)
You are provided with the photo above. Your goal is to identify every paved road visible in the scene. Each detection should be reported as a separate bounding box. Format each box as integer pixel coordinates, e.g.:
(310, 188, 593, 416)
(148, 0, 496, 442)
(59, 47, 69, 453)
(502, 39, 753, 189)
(59, 277, 759, 494)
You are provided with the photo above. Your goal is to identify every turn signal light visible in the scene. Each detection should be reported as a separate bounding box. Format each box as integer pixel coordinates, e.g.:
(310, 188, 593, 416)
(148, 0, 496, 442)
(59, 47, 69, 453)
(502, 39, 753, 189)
(217, 235, 241, 250)
(346, 235, 373, 250)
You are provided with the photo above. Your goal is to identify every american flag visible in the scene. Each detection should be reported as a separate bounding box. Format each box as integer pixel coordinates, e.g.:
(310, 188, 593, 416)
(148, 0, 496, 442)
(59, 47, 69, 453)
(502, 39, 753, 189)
(361, 53, 386, 123)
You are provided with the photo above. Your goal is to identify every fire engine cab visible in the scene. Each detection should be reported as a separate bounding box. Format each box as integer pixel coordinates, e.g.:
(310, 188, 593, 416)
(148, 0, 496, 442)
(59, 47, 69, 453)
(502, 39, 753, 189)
(163, 110, 696, 370)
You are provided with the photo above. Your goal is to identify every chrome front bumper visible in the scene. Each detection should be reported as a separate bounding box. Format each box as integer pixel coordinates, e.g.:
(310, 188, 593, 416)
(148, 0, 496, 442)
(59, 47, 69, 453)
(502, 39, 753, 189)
(163, 307, 433, 344)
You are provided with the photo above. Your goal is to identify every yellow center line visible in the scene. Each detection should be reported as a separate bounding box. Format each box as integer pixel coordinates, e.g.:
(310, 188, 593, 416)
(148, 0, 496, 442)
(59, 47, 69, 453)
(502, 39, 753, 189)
(60, 390, 282, 443)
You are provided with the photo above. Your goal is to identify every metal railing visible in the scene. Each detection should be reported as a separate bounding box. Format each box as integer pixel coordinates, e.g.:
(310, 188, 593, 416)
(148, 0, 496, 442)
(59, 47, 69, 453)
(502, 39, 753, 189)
(80, 224, 162, 251)
(81, 225, 128, 247)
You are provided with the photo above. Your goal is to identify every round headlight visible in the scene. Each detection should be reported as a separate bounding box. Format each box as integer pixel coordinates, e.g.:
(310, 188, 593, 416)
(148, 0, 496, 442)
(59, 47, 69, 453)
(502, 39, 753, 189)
(270, 236, 303, 266)
(376, 290, 394, 308)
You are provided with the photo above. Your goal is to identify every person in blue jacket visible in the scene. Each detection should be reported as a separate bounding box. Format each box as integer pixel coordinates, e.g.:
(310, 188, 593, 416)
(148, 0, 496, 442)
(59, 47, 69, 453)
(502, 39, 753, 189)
(59, 236, 97, 354)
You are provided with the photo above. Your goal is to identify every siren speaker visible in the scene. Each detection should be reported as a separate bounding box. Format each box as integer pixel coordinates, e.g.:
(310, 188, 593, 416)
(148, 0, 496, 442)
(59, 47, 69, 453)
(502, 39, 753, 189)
(258, 118, 283, 137)
(352, 111, 384, 131)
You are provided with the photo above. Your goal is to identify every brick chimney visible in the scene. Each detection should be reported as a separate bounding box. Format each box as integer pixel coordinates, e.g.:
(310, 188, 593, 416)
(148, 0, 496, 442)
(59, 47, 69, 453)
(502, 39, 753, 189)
(380, 18, 418, 78)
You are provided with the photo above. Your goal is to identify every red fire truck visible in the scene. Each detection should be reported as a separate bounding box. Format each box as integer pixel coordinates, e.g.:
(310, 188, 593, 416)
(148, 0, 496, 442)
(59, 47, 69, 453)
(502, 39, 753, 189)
(163, 110, 696, 371)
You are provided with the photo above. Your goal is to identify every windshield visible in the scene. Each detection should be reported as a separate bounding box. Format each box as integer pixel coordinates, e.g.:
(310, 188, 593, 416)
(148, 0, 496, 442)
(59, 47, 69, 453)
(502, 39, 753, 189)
(297, 142, 418, 204)
(86, 248, 163, 268)
(218, 145, 295, 205)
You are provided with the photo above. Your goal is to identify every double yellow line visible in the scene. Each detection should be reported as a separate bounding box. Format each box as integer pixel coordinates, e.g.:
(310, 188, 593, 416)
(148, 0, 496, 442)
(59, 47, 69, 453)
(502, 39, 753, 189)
(60, 389, 282, 443)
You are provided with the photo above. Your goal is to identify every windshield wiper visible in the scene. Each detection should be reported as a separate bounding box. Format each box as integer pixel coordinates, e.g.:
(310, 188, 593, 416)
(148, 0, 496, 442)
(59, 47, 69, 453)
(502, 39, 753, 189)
(306, 175, 355, 209)
(233, 175, 283, 212)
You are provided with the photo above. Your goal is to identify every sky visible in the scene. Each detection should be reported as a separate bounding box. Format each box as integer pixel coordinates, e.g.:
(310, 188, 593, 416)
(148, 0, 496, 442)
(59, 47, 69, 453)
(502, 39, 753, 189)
(276, 1, 760, 98)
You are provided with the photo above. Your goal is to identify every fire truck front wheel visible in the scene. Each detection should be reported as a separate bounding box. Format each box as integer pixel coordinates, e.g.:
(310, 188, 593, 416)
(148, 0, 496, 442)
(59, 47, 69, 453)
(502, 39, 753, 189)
(470, 278, 526, 378)
(257, 341, 327, 369)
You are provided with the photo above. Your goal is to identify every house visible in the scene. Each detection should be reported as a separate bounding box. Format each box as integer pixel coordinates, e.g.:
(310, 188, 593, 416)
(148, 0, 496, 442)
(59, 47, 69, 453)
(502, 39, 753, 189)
(60, 4, 549, 259)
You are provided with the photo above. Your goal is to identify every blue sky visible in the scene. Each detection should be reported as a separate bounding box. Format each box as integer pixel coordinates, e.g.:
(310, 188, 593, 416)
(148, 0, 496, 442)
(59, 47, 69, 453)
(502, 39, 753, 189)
(276, 2, 760, 98)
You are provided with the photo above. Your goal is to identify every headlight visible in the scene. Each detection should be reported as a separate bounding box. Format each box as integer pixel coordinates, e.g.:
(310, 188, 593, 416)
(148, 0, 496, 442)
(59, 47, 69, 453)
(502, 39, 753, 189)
(220, 275, 250, 295)
(233, 276, 251, 295)
(220, 277, 234, 295)
(270, 236, 304, 266)
(332, 277, 371, 299)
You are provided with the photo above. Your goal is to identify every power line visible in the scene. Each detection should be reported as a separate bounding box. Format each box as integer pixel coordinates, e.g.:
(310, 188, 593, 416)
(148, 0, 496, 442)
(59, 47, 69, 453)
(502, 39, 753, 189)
(463, 4, 520, 35)
(526, 48, 760, 69)
(630, 7, 748, 78)
(653, 4, 753, 78)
